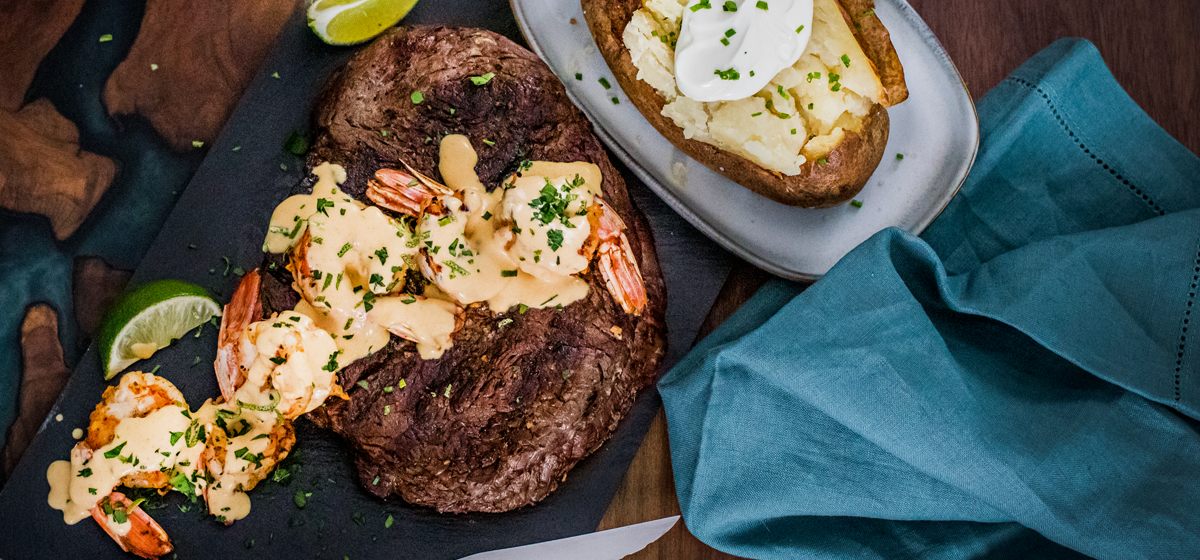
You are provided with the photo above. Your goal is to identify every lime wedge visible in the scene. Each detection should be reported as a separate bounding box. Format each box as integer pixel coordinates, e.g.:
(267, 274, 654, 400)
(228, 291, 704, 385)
(307, 0, 420, 46)
(97, 280, 222, 380)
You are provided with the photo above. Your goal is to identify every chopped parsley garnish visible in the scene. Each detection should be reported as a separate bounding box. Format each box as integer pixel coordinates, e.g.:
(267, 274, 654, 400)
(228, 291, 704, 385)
(374, 247, 388, 265)
(546, 229, 564, 251)
(285, 131, 309, 155)
(575, 73, 582, 81)
(323, 350, 342, 372)
(529, 178, 581, 226)
(442, 261, 471, 277)
(410, 91, 424, 104)
(269, 356, 287, 365)
(78, 468, 93, 478)
(482, 211, 492, 221)
(714, 68, 740, 81)
(104, 441, 127, 459)
(338, 243, 353, 257)
(357, 380, 369, 390)
(470, 72, 495, 85)
(370, 273, 384, 289)
(316, 198, 334, 216)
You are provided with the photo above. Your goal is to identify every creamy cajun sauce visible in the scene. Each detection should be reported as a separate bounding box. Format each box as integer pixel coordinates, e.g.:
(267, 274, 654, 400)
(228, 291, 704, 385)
(48, 401, 206, 525)
(264, 136, 602, 360)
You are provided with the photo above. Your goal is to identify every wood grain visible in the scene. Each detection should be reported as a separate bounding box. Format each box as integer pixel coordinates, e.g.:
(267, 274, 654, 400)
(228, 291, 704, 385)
(599, 1, 1198, 558)
(907, 0, 1200, 155)
(0, 0, 87, 111)
(0, 99, 117, 239)
(103, 0, 297, 151)
(1, 305, 71, 478)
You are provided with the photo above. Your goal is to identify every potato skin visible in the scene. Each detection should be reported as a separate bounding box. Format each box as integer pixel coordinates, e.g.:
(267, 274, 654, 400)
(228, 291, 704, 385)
(582, 0, 905, 208)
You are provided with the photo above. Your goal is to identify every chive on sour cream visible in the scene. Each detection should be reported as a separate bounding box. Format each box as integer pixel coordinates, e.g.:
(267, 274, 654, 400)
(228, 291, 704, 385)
(674, 0, 814, 102)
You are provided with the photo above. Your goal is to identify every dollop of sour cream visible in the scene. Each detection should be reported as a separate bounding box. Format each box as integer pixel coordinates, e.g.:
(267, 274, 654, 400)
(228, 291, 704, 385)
(674, 0, 814, 102)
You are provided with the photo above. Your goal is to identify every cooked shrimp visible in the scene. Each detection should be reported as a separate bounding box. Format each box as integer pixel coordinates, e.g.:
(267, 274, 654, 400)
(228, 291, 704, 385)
(217, 270, 348, 419)
(84, 371, 187, 490)
(588, 199, 648, 315)
(67, 372, 199, 558)
(215, 269, 261, 403)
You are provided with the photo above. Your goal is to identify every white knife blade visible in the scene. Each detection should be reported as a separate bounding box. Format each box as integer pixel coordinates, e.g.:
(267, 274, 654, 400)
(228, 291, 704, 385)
(458, 516, 680, 560)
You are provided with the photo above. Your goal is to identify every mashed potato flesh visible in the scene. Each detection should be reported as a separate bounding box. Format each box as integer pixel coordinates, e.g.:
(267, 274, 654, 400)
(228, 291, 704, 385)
(625, 0, 884, 175)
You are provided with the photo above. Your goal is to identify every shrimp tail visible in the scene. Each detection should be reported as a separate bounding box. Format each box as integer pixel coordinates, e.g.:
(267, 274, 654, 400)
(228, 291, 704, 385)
(590, 200, 647, 315)
(215, 270, 261, 402)
(91, 492, 173, 559)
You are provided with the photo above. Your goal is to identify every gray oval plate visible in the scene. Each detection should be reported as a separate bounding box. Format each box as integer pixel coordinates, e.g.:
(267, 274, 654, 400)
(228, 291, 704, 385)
(511, 0, 978, 280)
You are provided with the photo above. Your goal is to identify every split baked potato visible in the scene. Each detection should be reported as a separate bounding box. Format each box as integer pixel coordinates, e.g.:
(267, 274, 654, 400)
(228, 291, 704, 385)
(582, 0, 908, 207)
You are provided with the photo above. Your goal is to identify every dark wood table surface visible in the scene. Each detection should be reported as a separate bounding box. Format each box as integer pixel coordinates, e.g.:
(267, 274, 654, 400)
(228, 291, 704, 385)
(598, 1, 1200, 558)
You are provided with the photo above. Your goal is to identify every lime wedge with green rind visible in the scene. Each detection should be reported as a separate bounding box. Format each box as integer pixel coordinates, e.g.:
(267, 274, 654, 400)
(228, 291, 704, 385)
(307, 0, 421, 46)
(98, 280, 222, 380)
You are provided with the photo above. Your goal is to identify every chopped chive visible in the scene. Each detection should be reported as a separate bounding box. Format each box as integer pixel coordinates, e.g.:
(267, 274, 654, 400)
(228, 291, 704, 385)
(469, 72, 495, 85)
(599, 77, 611, 89)
(722, 0, 737, 11)
(575, 73, 582, 81)
(896, 153, 905, 160)
(99, 34, 113, 42)
(611, 97, 619, 104)
(410, 91, 424, 104)
(850, 199, 864, 208)
(841, 54, 852, 67)
(756, 1, 768, 9)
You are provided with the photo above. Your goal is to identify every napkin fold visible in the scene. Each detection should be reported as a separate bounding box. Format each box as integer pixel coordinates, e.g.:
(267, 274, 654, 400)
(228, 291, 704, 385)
(660, 38, 1200, 560)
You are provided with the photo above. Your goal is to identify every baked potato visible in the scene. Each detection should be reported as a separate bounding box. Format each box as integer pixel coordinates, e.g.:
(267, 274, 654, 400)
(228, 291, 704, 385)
(582, 0, 908, 207)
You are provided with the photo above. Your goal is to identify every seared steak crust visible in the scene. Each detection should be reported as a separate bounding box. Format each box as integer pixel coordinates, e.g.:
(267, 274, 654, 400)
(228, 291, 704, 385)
(261, 26, 667, 513)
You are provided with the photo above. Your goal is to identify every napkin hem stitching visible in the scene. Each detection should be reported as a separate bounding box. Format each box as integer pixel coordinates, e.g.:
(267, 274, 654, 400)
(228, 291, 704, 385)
(1177, 244, 1200, 403)
(1005, 76, 1166, 218)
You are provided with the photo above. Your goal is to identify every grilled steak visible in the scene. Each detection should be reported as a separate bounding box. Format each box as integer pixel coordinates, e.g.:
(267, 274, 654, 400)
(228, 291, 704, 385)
(257, 26, 668, 513)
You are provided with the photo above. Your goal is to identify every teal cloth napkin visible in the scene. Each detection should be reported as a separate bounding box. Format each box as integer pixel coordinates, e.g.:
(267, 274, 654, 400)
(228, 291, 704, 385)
(660, 38, 1200, 560)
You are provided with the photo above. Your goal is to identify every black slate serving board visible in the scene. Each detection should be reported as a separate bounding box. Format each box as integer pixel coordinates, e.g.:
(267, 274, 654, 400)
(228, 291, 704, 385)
(0, 2, 732, 558)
